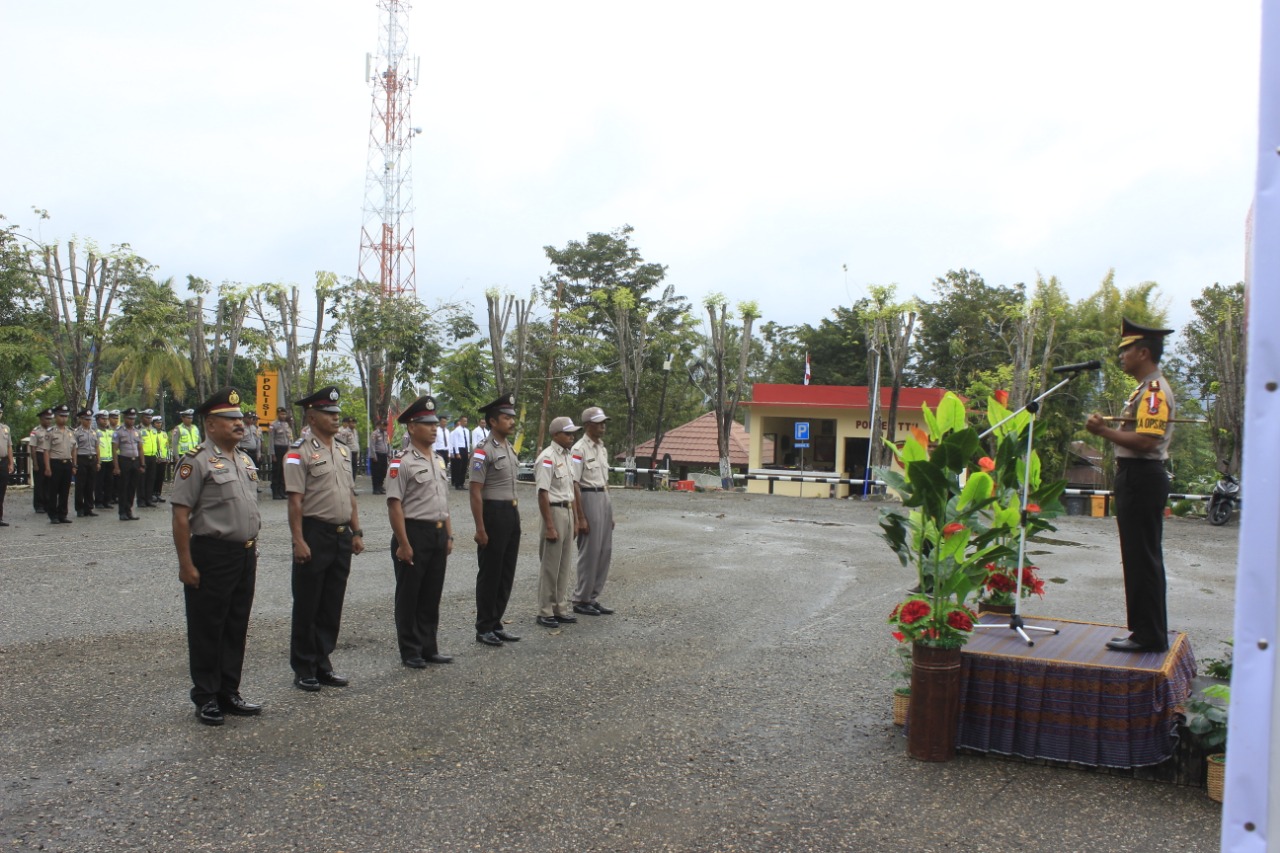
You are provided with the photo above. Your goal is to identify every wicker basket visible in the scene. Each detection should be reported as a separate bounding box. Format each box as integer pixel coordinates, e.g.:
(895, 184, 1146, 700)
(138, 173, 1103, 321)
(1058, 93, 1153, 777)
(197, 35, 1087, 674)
(1207, 754, 1225, 803)
(892, 689, 910, 726)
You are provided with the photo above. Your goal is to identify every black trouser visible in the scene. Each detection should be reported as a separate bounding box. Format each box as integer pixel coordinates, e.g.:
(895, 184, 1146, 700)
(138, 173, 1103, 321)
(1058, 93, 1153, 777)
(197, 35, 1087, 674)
(117, 456, 141, 516)
(0, 463, 8, 521)
(96, 458, 115, 506)
(152, 459, 167, 497)
(393, 519, 449, 660)
(450, 455, 467, 489)
(47, 458, 72, 520)
(271, 446, 287, 498)
(1114, 459, 1170, 650)
(32, 450, 46, 512)
(184, 535, 257, 707)
(475, 500, 520, 633)
(141, 456, 157, 505)
(75, 455, 96, 513)
(371, 452, 388, 492)
(290, 518, 353, 677)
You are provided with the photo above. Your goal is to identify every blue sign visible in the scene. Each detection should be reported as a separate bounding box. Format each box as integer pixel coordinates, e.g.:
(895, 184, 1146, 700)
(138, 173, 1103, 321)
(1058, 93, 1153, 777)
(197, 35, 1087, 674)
(794, 422, 810, 441)
(794, 442, 810, 449)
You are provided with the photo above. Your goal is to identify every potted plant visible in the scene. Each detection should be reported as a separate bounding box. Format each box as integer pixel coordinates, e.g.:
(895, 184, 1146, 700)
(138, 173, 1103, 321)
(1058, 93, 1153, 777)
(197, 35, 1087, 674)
(1187, 683, 1230, 803)
(891, 643, 911, 726)
(879, 392, 1017, 761)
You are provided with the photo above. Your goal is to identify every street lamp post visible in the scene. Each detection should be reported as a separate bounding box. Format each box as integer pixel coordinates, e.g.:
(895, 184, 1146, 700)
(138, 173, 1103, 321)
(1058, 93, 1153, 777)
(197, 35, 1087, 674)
(650, 352, 675, 489)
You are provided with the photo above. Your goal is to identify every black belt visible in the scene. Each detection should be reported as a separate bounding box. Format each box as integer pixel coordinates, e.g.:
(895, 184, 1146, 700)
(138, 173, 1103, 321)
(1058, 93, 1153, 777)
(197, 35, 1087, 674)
(549, 501, 573, 508)
(77, 454, 96, 459)
(405, 518, 447, 528)
(1116, 458, 1165, 467)
(483, 498, 519, 507)
(580, 486, 605, 492)
(50, 458, 72, 464)
(192, 534, 257, 550)
(302, 518, 352, 534)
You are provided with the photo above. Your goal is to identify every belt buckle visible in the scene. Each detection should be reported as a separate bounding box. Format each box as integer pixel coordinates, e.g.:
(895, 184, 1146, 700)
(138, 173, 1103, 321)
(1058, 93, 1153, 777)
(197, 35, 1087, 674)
(336, 524, 347, 533)
(435, 521, 443, 529)
(512, 499, 518, 507)
(245, 539, 255, 549)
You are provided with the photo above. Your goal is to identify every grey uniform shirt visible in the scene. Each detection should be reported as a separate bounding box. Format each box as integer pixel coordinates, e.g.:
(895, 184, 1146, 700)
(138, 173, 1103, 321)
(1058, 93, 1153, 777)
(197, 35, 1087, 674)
(29, 427, 48, 454)
(571, 436, 610, 490)
(284, 436, 356, 524)
(269, 419, 293, 448)
(1115, 368, 1175, 462)
(371, 429, 390, 455)
(73, 426, 98, 456)
(386, 447, 450, 521)
(46, 426, 75, 461)
(237, 427, 262, 456)
(534, 442, 575, 503)
(114, 425, 142, 458)
(170, 440, 262, 541)
(470, 435, 518, 501)
(336, 426, 357, 453)
(0, 423, 12, 457)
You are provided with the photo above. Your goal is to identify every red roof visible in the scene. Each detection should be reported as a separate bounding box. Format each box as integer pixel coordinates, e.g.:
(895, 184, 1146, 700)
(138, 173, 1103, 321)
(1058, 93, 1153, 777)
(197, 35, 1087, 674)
(745, 384, 950, 410)
(623, 411, 771, 467)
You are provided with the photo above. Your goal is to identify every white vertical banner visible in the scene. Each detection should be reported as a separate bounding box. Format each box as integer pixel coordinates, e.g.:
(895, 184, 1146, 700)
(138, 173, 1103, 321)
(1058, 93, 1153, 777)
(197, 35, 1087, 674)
(1224, 1, 1280, 848)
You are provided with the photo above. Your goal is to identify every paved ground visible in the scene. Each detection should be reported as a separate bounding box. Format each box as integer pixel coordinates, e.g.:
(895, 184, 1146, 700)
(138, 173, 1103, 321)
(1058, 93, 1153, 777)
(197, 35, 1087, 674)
(0, 484, 1235, 852)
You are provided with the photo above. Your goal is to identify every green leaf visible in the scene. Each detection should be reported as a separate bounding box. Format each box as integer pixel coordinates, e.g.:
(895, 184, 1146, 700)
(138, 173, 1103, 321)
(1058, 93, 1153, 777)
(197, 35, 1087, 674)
(921, 403, 939, 441)
(936, 392, 969, 435)
(900, 435, 928, 466)
(958, 472, 992, 511)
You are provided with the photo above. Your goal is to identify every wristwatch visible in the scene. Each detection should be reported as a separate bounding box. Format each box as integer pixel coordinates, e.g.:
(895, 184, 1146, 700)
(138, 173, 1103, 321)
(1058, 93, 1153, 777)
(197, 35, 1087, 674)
(351, 529, 364, 537)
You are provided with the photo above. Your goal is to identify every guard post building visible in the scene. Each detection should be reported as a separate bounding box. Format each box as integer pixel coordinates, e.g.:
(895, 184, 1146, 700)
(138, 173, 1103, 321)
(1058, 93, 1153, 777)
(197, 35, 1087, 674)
(742, 384, 949, 498)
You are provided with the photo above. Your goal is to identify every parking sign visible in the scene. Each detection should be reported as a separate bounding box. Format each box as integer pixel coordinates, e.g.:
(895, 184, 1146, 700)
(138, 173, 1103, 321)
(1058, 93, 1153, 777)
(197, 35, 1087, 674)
(795, 422, 809, 441)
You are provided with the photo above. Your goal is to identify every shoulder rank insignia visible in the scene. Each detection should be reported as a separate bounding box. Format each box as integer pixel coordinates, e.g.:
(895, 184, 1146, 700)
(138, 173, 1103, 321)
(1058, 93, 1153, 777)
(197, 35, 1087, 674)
(290, 438, 305, 448)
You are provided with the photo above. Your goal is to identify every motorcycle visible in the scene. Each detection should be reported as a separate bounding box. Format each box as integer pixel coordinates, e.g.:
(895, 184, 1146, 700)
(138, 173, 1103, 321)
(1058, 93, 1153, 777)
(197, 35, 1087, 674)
(1207, 473, 1240, 526)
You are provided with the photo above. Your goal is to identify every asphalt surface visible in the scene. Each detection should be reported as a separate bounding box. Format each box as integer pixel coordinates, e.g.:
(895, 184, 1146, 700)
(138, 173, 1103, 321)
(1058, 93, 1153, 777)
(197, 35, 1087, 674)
(0, 483, 1234, 852)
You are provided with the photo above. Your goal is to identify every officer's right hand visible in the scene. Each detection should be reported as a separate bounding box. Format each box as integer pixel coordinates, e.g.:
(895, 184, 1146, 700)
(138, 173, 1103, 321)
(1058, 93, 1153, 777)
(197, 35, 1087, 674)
(396, 541, 414, 564)
(293, 540, 312, 562)
(179, 563, 200, 588)
(545, 524, 558, 542)
(474, 529, 489, 548)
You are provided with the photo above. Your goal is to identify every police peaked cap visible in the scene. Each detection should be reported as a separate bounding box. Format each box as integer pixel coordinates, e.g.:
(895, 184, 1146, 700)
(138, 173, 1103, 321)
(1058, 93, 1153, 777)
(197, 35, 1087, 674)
(398, 395, 441, 425)
(53, 404, 70, 416)
(77, 408, 94, 419)
(1118, 318, 1174, 351)
(38, 408, 54, 418)
(481, 393, 517, 417)
(197, 387, 245, 418)
(296, 386, 342, 413)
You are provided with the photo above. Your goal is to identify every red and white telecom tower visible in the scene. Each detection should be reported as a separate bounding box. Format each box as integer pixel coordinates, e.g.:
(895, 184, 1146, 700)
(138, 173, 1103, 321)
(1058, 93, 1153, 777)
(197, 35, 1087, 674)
(358, 0, 420, 298)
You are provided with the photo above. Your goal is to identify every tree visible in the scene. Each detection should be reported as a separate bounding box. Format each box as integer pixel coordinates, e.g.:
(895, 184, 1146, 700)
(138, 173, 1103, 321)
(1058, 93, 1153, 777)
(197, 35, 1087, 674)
(485, 288, 534, 401)
(705, 295, 759, 486)
(864, 285, 916, 463)
(105, 276, 194, 406)
(0, 218, 52, 417)
(912, 269, 1025, 392)
(1179, 282, 1245, 476)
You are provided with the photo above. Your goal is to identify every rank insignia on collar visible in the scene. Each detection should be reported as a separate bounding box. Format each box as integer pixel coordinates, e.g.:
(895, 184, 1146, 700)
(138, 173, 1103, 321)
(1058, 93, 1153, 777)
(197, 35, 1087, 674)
(339, 446, 348, 458)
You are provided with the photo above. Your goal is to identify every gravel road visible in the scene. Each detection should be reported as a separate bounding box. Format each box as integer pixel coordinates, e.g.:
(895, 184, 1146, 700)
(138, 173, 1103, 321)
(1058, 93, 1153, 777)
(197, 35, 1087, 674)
(0, 486, 1234, 851)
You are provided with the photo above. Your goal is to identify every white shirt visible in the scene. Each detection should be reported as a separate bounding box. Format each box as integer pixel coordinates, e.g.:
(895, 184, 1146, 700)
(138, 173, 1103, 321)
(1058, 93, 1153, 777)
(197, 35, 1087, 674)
(471, 425, 490, 449)
(449, 424, 472, 455)
(433, 426, 449, 453)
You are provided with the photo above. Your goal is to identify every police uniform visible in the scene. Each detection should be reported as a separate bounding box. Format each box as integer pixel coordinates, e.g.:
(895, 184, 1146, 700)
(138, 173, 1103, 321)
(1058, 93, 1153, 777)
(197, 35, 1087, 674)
(286, 386, 362, 690)
(139, 411, 158, 508)
(269, 411, 294, 499)
(95, 413, 115, 509)
(45, 405, 76, 524)
(535, 416, 583, 626)
(113, 409, 144, 520)
(370, 425, 390, 494)
(151, 417, 169, 502)
(169, 387, 262, 726)
(470, 394, 522, 644)
(236, 413, 262, 468)
(337, 420, 361, 481)
(386, 395, 454, 666)
(571, 406, 616, 614)
(0, 402, 13, 526)
(29, 409, 52, 513)
(73, 410, 100, 517)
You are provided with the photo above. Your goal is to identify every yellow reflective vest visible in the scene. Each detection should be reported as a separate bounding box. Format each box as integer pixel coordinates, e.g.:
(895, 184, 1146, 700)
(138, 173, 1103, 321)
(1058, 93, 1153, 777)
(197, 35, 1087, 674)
(156, 430, 170, 458)
(98, 429, 114, 462)
(142, 428, 158, 457)
(175, 423, 200, 455)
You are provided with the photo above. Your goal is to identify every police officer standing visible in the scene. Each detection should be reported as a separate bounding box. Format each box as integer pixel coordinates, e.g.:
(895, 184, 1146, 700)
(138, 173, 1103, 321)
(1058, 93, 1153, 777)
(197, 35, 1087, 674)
(534, 416, 583, 628)
(29, 408, 52, 514)
(139, 412, 158, 508)
(469, 393, 522, 646)
(170, 388, 263, 726)
(44, 405, 75, 524)
(269, 407, 293, 500)
(95, 411, 114, 510)
(106, 410, 121, 506)
(0, 401, 14, 527)
(370, 418, 390, 495)
(151, 416, 170, 503)
(73, 409, 100, 518)
(386, 395, 455, 668)
(174, 409, 201, 458)
(237, 411, 262, 471)
(286, 386, 365, 691)
(1087, 319, 1177, 654)
(571, 406, 617, 616)
(113, 408, 143, 521)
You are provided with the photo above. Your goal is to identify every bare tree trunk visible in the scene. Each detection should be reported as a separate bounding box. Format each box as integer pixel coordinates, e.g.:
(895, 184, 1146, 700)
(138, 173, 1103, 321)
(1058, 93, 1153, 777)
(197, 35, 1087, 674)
(187, 297, 210, 402)
(307, 288, 327, 394)
(210, 302, 225, 388)
(537, 281, 563, 451)
(882, 310, 916, 456)
(222, 296, 248, 393)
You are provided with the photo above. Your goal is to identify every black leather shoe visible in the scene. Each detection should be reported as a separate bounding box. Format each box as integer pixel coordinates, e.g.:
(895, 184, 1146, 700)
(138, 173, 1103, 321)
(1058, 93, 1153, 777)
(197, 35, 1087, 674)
(425, 653, 453, 664)
(294, 675, 322, 692)
(1106, 638, 1155, 653)
(536, 615, 560, 628)
(554, 613, 578, 623)
(476, 631, 503, 646)
(402, 657, 428, 669)
(591, 602, 614, 614)
(0, 521, 9, 527)
(317, 671, 349, 687)
(85, 510, 98, 517)
(220, 694, 263, 716)
(492, 629, 520, 642)
(573, 603, 601, 615)
(50, 518, 61, 524)
(196, 700, 225, 726)
(127, 515, 141, 520)
(154, 496, 166, 503)
(59, 518, 73, 524)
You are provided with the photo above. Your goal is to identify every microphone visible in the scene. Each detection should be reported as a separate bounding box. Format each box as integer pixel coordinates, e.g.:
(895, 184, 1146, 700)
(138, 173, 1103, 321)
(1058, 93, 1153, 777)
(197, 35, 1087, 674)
(1051, 360, 1102, 374)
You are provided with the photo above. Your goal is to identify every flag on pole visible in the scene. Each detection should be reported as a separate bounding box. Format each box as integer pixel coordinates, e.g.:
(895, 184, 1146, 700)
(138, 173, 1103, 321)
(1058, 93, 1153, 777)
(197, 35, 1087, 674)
(804, 352, 811, 385)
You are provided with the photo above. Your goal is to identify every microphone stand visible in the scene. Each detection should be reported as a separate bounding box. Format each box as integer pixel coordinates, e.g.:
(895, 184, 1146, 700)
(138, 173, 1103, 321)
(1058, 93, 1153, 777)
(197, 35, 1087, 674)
(972, 371, 1087, 646)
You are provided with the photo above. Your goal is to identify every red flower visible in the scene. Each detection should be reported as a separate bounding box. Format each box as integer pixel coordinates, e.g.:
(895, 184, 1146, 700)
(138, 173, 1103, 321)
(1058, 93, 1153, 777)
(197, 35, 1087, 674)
(993, 390, 1009, 406)
(1022, 566, 1046, 597)
(986, 572, 1016, 593)
(947, 609, 974, 632)
(1026, 503, 1041, 513)
(942, 522, 965, 537)
(978, 456, 995, 472)
(898, 599, 931, 625)
(891, 631, 906, 643)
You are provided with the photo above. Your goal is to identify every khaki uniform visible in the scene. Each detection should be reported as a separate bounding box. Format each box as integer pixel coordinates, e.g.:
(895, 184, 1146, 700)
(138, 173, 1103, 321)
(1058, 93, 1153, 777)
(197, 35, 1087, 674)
(113, 424, 144, 518)
(72, 425, 99, 515)
(171, 439, 262, 709)
(45, 425, 75, 521)
(284, 437, 356, 523)
(0, 422, 11, 523)
(571, 435, 614, 607)
(269, 418, 294, 499)
(471, 434, 520, 634)
(535, 441, 577, 618)
(387, 447, 451, 659)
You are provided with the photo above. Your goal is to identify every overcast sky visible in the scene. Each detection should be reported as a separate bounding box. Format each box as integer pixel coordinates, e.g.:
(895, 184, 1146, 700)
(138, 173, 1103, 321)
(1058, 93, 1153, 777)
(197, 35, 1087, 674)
(1, 1, 1261, 344)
